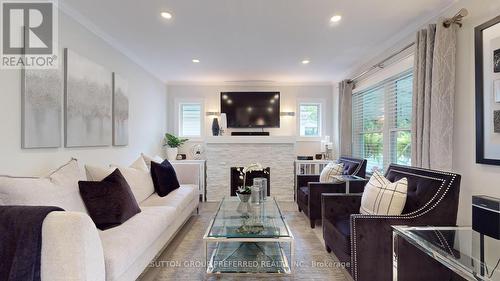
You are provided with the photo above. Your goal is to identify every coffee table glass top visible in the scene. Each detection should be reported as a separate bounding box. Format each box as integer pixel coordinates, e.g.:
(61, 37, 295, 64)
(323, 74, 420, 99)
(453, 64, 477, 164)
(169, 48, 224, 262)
(206, 197, 291, 239)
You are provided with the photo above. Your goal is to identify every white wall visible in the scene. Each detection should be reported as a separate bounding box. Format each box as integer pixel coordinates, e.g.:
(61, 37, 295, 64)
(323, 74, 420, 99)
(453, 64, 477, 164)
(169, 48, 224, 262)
(166, 83, 334, 156)
(451, 0, 500, 225)
(0, 11, 167, 176)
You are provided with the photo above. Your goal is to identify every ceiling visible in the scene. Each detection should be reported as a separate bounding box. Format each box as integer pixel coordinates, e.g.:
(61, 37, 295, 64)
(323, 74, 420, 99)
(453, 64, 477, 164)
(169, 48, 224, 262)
(60, 0, 456, 83)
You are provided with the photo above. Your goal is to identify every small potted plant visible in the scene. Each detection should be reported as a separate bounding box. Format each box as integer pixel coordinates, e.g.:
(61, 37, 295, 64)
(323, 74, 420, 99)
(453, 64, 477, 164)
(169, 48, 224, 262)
(163, 133, 188, 160)
(236, 186, 252, 202)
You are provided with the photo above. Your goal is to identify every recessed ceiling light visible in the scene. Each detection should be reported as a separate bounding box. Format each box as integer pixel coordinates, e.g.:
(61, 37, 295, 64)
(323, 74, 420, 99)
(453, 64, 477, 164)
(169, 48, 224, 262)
(330, 15, 342, 23)
(161, 12, 172, 19)
(302, 59, 310, 65)
(192, 59, 200, 63)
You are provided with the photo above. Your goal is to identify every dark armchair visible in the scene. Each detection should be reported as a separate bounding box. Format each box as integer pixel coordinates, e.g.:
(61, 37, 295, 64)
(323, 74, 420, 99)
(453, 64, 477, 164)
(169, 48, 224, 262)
(296, 156, 367, 228)
(321, 164, 461, 281)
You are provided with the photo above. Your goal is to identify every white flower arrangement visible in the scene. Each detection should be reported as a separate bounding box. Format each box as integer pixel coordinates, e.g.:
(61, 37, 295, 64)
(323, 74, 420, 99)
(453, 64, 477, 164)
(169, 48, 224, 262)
(236, 163, 269, 192)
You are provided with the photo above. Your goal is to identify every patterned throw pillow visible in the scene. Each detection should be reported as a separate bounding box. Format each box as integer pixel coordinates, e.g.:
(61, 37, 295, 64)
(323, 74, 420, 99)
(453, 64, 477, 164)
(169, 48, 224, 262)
(319, 162, 344, 183)
(360, 171, 408, 215)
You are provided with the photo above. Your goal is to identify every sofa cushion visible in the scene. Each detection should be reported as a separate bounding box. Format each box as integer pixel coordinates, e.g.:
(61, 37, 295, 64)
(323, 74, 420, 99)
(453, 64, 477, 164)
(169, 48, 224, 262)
(150, 160, 180, 197)
(79, 169, 141, 230)
(99, 206, 176, 281)
(140, 185, 197, 215)
(0, 159, 87, 213)
(141, 153, 164, 170)
(85, 157, 155, 203)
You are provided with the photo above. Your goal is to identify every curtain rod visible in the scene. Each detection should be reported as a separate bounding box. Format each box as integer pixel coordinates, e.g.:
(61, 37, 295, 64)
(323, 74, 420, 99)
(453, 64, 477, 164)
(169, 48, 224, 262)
(347, 8, 468, 84)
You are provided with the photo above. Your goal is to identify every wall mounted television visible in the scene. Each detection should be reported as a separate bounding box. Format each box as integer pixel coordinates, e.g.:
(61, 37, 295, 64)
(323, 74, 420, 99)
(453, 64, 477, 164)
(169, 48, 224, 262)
(221, 92, 280, 128)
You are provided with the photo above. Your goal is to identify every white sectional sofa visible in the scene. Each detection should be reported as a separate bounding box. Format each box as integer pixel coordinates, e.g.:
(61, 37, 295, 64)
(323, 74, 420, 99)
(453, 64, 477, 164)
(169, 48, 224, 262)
(0, 157, 199, 281)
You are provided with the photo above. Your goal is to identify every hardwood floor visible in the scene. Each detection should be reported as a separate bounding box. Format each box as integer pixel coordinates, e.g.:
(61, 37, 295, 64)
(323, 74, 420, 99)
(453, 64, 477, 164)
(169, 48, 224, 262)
(139, 201, 352, 281)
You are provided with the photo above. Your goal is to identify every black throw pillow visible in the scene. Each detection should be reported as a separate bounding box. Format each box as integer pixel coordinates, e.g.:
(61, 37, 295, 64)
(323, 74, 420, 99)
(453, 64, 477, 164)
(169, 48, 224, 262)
(78, 169, 141, 230)
(150, 160, 180, 197)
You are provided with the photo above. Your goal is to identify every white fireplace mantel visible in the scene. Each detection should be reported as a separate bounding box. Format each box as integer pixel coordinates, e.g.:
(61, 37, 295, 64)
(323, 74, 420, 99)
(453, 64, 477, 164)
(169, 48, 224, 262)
(204, 139, 296, 202)
(204, 136, 296, 144)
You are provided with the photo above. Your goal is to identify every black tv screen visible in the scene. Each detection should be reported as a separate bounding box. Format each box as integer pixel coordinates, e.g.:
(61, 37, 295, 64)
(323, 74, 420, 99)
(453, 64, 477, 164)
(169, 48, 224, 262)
(221, 92, 280, 128)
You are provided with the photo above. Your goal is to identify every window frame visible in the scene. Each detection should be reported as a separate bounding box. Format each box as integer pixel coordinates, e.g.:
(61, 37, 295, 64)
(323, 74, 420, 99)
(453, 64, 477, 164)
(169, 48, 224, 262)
(175, 99, 204, 139)
(297, 99, 324, 139)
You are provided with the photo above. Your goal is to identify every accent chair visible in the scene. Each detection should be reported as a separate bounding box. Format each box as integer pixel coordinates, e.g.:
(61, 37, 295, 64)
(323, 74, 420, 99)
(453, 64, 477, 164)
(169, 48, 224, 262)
(321, 164, 461, 281)
(296, 156, 367, 228)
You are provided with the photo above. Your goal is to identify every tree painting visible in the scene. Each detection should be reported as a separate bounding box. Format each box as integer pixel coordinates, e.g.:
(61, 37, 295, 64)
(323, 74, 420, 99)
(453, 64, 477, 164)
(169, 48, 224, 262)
(113, 73, 129, 146)
(65, 49, 112, 147)
(22, 69, 62, 148)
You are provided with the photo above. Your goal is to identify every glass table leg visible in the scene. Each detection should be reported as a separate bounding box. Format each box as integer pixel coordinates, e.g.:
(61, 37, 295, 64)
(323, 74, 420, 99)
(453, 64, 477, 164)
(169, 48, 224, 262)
(393, 231, 398, 281)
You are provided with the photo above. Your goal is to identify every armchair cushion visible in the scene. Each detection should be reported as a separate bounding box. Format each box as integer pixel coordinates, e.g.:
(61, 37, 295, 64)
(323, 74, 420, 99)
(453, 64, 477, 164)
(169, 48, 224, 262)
(360, 171, 408, 215)
(319, 162, 344, 183)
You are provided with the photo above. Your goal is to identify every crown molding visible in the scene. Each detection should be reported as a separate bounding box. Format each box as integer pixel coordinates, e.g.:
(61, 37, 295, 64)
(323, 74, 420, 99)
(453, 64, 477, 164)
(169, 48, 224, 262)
(166, 80, 335, 87)
(57, 1, 164, 83)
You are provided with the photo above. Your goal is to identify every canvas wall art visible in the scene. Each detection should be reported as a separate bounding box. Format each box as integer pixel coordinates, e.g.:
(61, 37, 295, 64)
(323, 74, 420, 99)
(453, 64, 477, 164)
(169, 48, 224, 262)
(112, 73, 129, 146)
(495, 110, 500, 133)
(495, 79, 500, 102)
(64, 48, 112, 147)
(495, 48, 500, 73)
(475, 15, 500, 165)
(22, 69, 62, 148)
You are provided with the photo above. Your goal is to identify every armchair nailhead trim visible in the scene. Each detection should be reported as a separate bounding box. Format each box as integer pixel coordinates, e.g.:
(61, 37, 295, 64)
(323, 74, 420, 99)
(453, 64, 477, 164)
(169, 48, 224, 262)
(350, 165, 457, 281)
(433, 230, 455, 257)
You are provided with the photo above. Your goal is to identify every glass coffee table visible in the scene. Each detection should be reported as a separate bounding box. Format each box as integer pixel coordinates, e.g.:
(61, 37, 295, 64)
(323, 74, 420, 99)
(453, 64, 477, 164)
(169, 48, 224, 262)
(203, 197, 294, 274)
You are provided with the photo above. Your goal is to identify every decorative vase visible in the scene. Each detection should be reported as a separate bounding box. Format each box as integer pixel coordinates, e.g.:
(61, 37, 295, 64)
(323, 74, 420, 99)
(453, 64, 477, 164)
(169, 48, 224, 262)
(166, 147, 178, 160)
(250, 185, 262, 204)
(237, 193, 251, 203)
(220, 113, 227, 136)
(212, 118, 220, 136)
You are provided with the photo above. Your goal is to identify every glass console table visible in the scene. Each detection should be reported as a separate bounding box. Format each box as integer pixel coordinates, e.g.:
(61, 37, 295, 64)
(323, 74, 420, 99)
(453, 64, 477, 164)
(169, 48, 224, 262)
(393, 226, 500, 281)
(333, 174, 366, 193)
(203, 197, 294, 274)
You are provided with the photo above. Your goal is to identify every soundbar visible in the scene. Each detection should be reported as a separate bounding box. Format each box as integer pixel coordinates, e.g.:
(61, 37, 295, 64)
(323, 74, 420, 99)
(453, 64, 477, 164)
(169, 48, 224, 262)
(231, 132, 270, 136)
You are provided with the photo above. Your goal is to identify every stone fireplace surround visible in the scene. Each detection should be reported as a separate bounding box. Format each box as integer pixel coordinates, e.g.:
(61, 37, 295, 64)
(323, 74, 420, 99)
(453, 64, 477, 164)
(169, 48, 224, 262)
(205, 136, 296, 202)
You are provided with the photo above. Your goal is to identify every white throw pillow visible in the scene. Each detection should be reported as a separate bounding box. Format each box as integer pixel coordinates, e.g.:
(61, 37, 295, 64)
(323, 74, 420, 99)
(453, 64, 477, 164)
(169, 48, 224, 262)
(319, 162, 344, 183)
(360, 171, 408, 215)
(141, 153, 164, 170)
(0, 159, 88, 213)
(85, 157, 155, 203)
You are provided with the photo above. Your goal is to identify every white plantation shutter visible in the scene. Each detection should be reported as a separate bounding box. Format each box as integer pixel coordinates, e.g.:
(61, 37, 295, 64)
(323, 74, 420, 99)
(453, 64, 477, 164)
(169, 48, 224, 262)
(180, 103, 202, 137)
(352, 70, 413, 174)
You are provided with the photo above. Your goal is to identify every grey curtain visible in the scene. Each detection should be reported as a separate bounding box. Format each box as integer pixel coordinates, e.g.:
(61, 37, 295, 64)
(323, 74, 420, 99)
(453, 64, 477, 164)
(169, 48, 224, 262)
(339, 80, 354, 156)
(411, 22, 457, 170)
